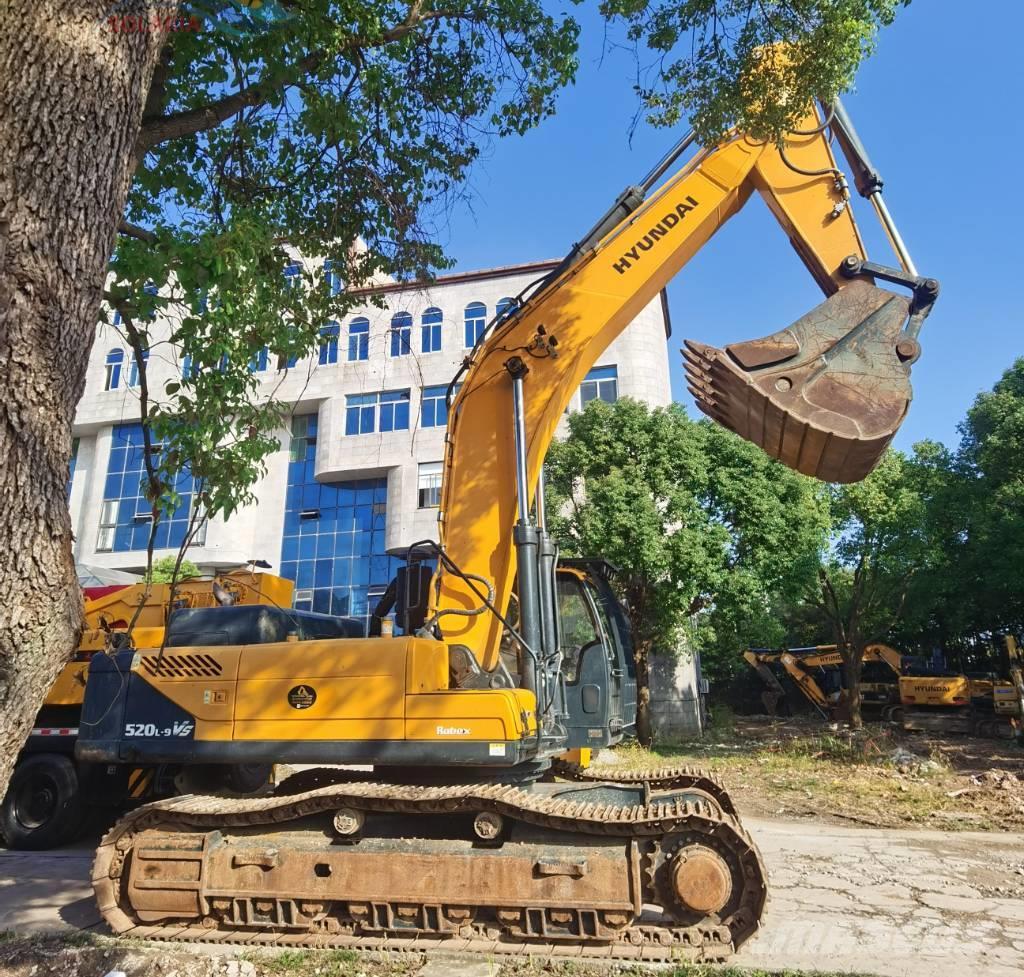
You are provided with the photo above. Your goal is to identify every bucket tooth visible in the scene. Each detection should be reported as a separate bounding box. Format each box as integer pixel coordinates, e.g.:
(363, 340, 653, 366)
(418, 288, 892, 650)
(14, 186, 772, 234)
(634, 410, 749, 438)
(683, 280, 915, 483)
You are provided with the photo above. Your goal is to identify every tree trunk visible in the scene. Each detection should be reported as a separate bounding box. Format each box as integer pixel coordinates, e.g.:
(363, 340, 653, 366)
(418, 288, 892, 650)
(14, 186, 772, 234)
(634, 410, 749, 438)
(842, 646, 864, 730)
(634, 639, 654, 747)
(0, 3, 167, 799)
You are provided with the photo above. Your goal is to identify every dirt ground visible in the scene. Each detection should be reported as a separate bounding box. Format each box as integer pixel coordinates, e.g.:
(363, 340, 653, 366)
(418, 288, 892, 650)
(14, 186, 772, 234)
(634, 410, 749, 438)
(0, 934, 871, 977)
(605, 714, 1024, 832)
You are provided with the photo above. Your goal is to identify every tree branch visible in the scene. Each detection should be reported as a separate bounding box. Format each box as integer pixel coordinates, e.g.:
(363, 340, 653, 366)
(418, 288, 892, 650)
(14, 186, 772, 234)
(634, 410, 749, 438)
(118, 220, 157, 245)
(134, 8, 468, 158)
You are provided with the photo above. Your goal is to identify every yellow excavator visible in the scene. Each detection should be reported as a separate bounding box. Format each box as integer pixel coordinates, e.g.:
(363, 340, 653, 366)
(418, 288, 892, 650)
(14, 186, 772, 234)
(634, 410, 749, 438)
(900, 635, 1024, 738)
(84, 91, 935, 962)
(744, 643, 905, 721)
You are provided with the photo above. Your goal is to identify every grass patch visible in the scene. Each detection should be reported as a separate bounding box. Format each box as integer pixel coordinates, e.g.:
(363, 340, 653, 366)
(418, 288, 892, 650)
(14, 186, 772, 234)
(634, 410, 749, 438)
(500, 962, 876, 977)
(599, 717, 1021, 831)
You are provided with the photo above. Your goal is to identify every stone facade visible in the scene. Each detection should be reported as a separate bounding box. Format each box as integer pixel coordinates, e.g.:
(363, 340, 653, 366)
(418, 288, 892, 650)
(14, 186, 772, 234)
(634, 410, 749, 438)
(72, 260, 672, 577)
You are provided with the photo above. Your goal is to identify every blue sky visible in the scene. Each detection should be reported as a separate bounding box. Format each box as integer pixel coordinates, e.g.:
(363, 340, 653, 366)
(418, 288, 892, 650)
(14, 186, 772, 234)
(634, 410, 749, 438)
(440, 0, 1023, 452)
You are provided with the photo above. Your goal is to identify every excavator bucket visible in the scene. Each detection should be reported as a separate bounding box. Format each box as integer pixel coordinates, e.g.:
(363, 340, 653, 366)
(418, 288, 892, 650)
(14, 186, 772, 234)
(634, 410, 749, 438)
(684, 280, 916, 483)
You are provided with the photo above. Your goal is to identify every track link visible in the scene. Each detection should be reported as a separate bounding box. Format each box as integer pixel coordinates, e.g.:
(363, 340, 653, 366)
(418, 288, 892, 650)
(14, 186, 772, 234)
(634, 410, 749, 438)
(549, 759, 737, 815)
(94, 781, 767, 962)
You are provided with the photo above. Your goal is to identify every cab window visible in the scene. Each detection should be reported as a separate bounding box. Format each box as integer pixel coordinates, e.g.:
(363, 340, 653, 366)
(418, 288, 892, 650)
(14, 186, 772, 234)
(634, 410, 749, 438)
(557, 576, 599, 682)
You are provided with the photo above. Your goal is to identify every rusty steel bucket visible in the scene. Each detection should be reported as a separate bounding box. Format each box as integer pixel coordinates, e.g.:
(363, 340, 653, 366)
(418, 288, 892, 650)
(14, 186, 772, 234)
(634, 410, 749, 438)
(684, 280, 916, 483)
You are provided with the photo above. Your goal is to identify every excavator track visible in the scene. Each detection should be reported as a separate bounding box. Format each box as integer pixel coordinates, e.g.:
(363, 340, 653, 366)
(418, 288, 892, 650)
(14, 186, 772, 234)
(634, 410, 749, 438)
(547, 759, 738, 816)
(94, 780, 767, 962)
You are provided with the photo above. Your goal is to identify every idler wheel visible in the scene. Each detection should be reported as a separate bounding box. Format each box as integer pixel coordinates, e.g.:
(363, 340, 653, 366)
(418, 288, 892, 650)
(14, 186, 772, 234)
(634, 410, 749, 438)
(670, 845, 733, 916)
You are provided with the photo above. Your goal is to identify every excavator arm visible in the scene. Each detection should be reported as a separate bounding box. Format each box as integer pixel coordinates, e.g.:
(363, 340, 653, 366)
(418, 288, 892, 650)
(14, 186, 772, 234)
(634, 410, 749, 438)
(431, 101, 936, 673)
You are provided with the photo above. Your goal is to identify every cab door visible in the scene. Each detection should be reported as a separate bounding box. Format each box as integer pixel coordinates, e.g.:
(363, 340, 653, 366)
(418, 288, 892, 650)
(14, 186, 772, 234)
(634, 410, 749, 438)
(587, 579, 637, 737)
(556, 573, 615, 750)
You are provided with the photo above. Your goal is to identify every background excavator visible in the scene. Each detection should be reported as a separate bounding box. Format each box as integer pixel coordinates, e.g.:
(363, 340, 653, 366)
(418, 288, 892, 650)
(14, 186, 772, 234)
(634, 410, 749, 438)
(0, 570, 290, 849)
(83, 92, 935, 962)
(745, 638, 1024, 738)
(899, 635, 1024, 738)
(744, 643, 905, 721)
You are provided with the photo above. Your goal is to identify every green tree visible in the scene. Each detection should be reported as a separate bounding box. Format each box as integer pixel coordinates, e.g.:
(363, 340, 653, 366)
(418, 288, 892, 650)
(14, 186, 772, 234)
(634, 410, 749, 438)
(0, 0, 907, 797)
(811, 450, 932, 727)
(546, 399, 827, 743)
(604, 0, 908, 139)
(955, 358, 1024, 636)
(886, 361, 1024, 663)
(145, 556, 202, 584)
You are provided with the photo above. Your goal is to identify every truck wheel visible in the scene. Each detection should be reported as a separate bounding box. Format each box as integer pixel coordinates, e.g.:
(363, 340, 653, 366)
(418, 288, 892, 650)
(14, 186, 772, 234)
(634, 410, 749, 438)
(1, 755, 83, 850)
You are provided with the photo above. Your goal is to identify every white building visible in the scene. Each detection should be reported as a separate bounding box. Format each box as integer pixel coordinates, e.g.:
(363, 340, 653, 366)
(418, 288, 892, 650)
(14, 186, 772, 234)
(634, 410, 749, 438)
(70, 259, 673, 625)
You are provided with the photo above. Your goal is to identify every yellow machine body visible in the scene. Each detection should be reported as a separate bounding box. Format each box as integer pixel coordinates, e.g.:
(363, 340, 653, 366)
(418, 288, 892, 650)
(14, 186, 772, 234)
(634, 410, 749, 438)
(119, 636, 536, 758)
(41, 571, 294, 711)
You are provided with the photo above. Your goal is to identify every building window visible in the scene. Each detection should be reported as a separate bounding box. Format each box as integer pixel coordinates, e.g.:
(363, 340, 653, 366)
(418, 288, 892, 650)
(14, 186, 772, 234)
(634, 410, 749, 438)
(96, 499, 118, 552)
(496, 297, 516, 322)
(67, 437, 79, 499)
(190, 499, 208, 547)
(345, 390, 410, 435)
(418, 462, 443, 509)
(464, 302, 486, 348)
(421, 384, 460, 428)
(348, 317, 369, 361)
(99, 423, 200, 553)
(289, 414, 317, 462)
(283, 262, 301, 287)
(421, 307, 442, 353)
(389, 312, 412, 356)
(325, 259, 342, 295)
(249, 347, 269, 373)
(143, 281, 159, 320)
(127, 347, 149, 388)
(280, 413, 398, 624)
(104, 349, 124, 391)
(319, 323, 340, 365)
(581, 365, 618, 405)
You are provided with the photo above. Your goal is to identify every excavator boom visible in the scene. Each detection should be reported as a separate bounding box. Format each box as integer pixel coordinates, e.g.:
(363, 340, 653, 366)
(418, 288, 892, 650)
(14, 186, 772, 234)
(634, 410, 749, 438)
(436, 101, 937, 670)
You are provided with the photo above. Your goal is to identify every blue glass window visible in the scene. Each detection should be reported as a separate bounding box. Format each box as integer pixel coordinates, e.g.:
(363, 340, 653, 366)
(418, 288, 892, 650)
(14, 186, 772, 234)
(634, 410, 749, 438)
(249, 347, 269, 372)
(421, 307, 442, 353)
(104, 349, 124, 391)
(97, 423, 198, 553)
(496, 297, 516, 321)
(389, 312, 412, 356)
(464, 302, 486, 348)
(325, 259, 342, 295)
(421, 384, 460, 428)
(283, 262, 301, 287)
(581, 365, 618, 405)
(143, 282, 159, 320)
(280, 415, 398, 629)
(345, 390, 410, 435)
(127, 347, 149, 387)
(319, 323, 340, 365)
(379, 390, 410, 432)
(348, 317, 369, 361)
